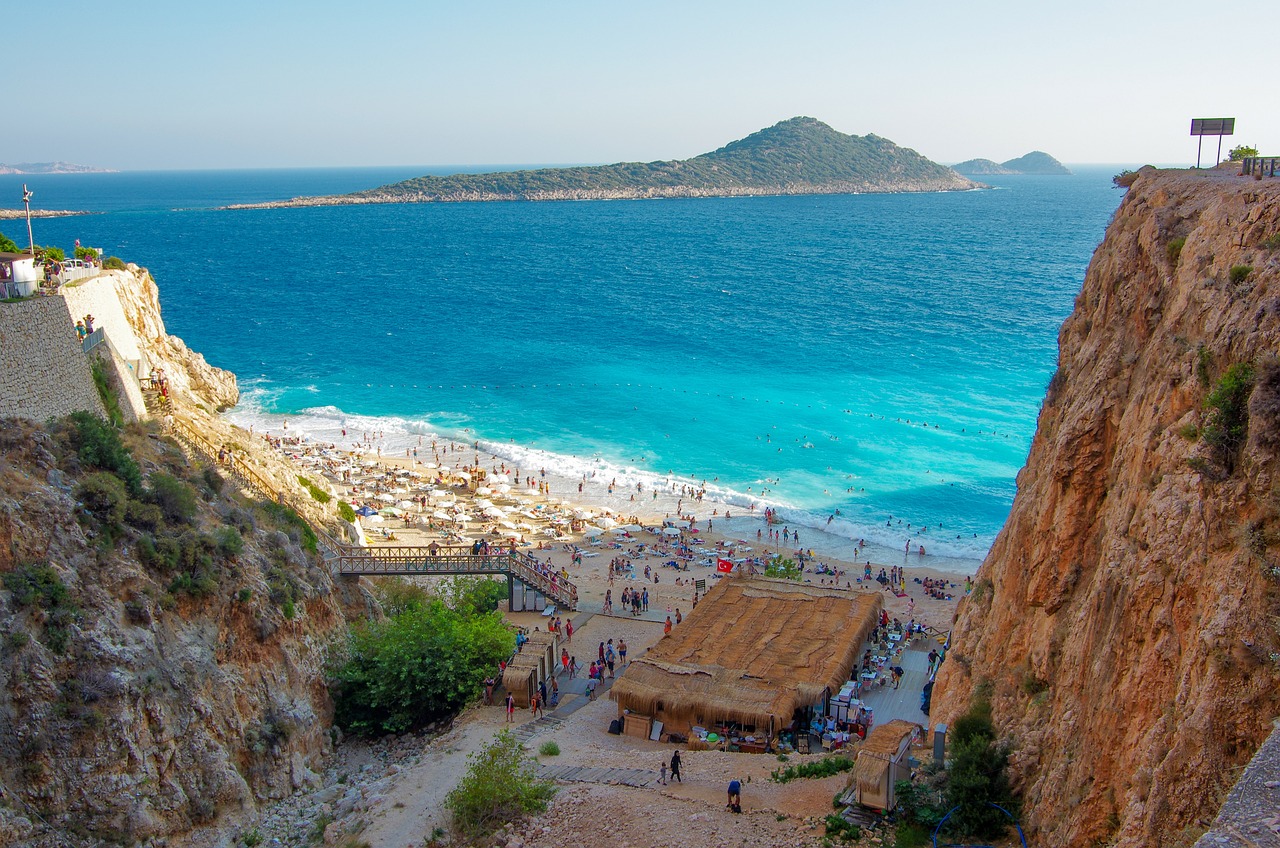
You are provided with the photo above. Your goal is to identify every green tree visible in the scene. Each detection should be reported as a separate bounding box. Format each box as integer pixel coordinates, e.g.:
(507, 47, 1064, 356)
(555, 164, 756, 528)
(74, 246, 100, 261)
(447, 576, 509, 616)
(147, 473, 199, 524)
(0, 230, 19, 253)
(444, 730, 555, 842)
(76, 471, 129, 527)
(331, 599, 515, 735)
(35, 245, 65, 262)
(1228, 145, 1259, 161)
(1202, 362, 1256, 473)
(764, 555, 801, 580)
(943, 699, 1018, 839)
(64, 411, 142, 497)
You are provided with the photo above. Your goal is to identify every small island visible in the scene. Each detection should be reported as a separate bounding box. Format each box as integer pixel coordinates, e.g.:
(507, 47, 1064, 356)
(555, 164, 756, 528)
(0, 161, 116, 175)
(952, 151, 1071, 176)
(226, 117, 982, 209)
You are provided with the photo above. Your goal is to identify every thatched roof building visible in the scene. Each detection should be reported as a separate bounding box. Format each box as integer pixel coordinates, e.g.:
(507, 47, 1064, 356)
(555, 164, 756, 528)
(853, 719, 920, 811)
(611, 576, 882, 734)
(501, 630, 558, 708)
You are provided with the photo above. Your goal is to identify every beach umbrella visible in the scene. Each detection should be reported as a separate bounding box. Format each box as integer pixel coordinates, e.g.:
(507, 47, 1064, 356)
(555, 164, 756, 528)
(499, 519, 518, 530)
(662, 527, 682, 537)
(583, 525, 604, 536)
(397, 500, 415, 509)
(432, 510, 452, 520)
(476, 486, 492, 496)
(610, 527, 631, 535)
(475, 498, 494, 509)
(597, 516, 617, 529)
(377, 493, 395, 502)
(495, 484, 511, 494)
(619, 524, 643, 532)
(355, 505, 378, 517)
(380, 506, 404, 517)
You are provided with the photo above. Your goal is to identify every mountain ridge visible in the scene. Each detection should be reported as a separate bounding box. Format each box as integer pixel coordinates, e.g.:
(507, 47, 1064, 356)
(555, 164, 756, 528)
(953, 151, 1071, 176)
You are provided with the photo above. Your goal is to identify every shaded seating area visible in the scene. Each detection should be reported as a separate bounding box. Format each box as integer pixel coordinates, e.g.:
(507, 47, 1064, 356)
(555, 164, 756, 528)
(610, 576, 882, 752)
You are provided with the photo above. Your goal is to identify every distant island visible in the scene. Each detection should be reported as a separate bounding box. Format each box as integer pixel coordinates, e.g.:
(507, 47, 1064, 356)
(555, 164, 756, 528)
(225, 117, 982, 209)
(0, 161, 116, 175)
(952, 151, 1071, 176)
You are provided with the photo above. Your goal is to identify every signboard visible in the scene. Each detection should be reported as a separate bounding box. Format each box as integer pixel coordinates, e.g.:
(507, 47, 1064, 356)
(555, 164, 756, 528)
(1190, 118, 1235, 136)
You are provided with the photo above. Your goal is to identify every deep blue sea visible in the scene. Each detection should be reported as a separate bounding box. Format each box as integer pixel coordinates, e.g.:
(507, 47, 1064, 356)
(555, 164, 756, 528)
(1, 166, 1126, 572)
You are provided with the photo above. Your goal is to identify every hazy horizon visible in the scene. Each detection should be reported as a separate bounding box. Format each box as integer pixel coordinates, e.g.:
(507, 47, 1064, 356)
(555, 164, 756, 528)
(13, 1, 1279, 171)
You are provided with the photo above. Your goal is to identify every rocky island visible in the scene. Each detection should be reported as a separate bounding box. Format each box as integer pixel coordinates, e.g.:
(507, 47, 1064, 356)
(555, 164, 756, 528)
(0, 162, 116, 175)
(952, 151, 1071, 176)
(224, 117, 981, 209)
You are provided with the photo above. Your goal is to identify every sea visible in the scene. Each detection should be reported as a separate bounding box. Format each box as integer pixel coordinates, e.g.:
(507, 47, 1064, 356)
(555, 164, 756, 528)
(1, 165, 1127, 574)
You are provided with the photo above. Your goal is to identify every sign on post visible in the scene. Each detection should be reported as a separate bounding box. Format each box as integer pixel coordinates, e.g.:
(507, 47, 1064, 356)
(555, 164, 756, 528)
(1190, 118, 1235, 168)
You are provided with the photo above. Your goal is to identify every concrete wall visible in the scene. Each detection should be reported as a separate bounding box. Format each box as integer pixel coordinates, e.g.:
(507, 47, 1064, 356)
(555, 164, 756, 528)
(61, 276, 143, 362)
(0, 297, 106, 421)
(89, 343, 148, 424)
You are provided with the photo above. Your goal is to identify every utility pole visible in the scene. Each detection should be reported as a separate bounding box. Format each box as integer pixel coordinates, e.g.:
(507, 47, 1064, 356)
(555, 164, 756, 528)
(22, 184, 36, 256)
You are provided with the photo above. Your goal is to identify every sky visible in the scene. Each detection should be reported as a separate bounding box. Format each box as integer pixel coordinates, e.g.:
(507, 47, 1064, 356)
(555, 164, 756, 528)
(10, 0, 1279, 170)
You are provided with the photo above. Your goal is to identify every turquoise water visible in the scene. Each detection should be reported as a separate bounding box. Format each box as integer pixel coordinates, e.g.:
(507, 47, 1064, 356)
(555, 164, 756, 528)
(3, 167, 1125, 570)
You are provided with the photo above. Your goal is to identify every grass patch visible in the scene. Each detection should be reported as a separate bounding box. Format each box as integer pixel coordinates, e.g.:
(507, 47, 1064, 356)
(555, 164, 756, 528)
(337, 500, 356, 522)
(538, 740, 560, 756)
(1229, 264, 1253, 284)
(1166, 236, 1186, 266)
(771, 755, 854, 783)
(298, 475, 332, 504)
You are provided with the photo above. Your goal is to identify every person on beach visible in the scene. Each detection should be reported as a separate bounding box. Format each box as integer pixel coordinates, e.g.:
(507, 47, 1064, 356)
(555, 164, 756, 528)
(642, 588, 649, 611)
(675, 608, 682, 625)
(531, 691, 543, 718)
(565, 619, 573, 642)
(664, 616, 673, 634)
(550, 676, 559, 708)
(727, 778, 742, 812)
(660, 759, 668, 785)
(506, 692, 515, 723)
(562, 648, 570, 675)
(618, 638, 627, 666)
(670, 750, 682, 783)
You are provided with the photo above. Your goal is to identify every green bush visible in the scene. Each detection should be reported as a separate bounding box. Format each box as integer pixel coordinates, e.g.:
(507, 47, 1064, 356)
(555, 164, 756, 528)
(90, 359, 125, 428)
(214, 525, 245, 559)
(260, 502, 318, 554)
(943, 698, 1018, 840)
(1263, 233, 1280, 250)
(125, 498, 164, 531)
(202, 466, 225, 496)
(447, 576, 509, 616)
(444, 730, 555, 842)
(3, 564, 71, 609)
(770, 755, 854, 783)
(1166, 236, 1186, 266)
(76, 471, 128, 527)
(538, 740, 560, 756)
(1229, 264, 1253, 284)
(298, 475, 332, 504)
(103, 256, 128, 270)
(764, 555, 801, 581)
(65, 412, 141, 496)
(332, 599, 515, 735)
(337, 500, 356, 522)
(823, 814, 861, 842)
(147, 473, 198, 524)
(1203, 362, 1256, 473)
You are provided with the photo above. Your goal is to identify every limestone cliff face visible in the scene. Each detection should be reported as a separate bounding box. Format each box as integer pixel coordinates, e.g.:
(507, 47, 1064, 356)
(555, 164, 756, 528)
(934, 168, 1280, 846)
(107, 265, 240, 411)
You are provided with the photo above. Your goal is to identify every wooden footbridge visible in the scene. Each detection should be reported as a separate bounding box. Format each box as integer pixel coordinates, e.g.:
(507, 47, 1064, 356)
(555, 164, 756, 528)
(166, 416, 578, 610)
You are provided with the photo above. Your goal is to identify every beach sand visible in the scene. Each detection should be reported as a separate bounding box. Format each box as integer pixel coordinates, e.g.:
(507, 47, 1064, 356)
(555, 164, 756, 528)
(253, 425, 972, 632)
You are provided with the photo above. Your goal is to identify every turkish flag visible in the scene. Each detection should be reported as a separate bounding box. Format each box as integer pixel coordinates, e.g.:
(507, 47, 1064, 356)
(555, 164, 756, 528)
(716, 559, 734, 573)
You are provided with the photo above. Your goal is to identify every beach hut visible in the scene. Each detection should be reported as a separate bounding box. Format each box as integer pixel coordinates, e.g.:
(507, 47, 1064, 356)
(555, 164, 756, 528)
(610, 576, 881, 749)
(852, 719, 920, 812)
(0, 252, 38, 297)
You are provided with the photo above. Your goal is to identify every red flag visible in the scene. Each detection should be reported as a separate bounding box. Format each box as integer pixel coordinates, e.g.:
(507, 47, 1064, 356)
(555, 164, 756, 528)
(716, 558, 734, 573)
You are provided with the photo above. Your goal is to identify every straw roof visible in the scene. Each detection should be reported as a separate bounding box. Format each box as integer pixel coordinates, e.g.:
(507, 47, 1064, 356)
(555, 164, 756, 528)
(611, 576, 882, 729)
(854, 719, 920, 786)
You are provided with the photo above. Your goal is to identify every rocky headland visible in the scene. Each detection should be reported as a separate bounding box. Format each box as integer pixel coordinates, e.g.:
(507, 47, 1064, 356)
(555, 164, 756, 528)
(953, 151, 1071, 176)
(934, 166, 1280, 846)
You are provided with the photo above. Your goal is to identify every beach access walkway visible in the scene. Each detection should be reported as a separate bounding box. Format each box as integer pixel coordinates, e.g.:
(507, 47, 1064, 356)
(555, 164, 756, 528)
(165, 415, 578, 610)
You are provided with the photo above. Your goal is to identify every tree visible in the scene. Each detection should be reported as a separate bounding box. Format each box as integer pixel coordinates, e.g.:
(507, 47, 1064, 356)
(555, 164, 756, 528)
(1202, 362, 1256, 473)
(444, 730, 555, 842)
(943, 699, 1019, 839)
(331, 599, 515, 735)
(0, 230, 18, 253)
(764, 555, 801, 580)
(1228, 145, 1259, 161)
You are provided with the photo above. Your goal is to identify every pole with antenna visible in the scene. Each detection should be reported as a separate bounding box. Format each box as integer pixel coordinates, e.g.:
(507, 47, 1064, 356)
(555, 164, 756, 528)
(22, 184, 35, 256)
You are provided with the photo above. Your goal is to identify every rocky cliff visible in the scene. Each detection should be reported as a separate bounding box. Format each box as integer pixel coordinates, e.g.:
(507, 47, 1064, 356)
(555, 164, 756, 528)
(934, 167, 1280, 846)
(0, 267, 367, 846)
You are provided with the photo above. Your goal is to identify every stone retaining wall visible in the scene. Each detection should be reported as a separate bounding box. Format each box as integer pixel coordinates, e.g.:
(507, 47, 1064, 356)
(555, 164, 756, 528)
(0, 296, 106, 421)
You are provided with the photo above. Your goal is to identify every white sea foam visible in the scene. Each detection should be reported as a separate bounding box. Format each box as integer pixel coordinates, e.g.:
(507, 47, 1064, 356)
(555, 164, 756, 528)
(223, 391, 989, 573)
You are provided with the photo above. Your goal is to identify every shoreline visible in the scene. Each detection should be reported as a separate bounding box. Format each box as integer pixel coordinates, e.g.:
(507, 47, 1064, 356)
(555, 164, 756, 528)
(232, 415, 977, 633)
(223, 400, 995, 571)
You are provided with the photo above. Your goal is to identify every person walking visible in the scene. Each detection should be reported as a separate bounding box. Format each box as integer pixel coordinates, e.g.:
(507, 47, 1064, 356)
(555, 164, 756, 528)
(565, 619, 573, 642)
(659, 759, 668, 785)
(505, 692, 515, 723)
(670, 750, 682, 783)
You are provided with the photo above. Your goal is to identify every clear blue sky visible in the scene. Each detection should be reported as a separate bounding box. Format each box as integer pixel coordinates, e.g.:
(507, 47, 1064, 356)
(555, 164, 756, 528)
(13, 0, 1278, 170)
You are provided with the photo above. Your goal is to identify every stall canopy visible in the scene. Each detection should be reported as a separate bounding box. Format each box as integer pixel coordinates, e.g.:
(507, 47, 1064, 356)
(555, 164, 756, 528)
(610, 576, 882, 731)
(853, 719, 920, 811)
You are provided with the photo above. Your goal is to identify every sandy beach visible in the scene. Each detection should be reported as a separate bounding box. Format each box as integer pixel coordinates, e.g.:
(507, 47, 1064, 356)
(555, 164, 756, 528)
(253, 423, 972, 632)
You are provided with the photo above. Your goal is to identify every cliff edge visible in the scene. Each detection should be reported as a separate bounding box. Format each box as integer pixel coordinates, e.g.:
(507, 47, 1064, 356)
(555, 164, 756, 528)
(934, 167, 1280, 846)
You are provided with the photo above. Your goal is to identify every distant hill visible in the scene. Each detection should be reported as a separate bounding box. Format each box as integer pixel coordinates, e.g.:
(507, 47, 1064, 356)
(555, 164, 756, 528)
(226, 118, 981, 209)
(0, 162, 115, 175)
(953, 151, 1071, 176)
